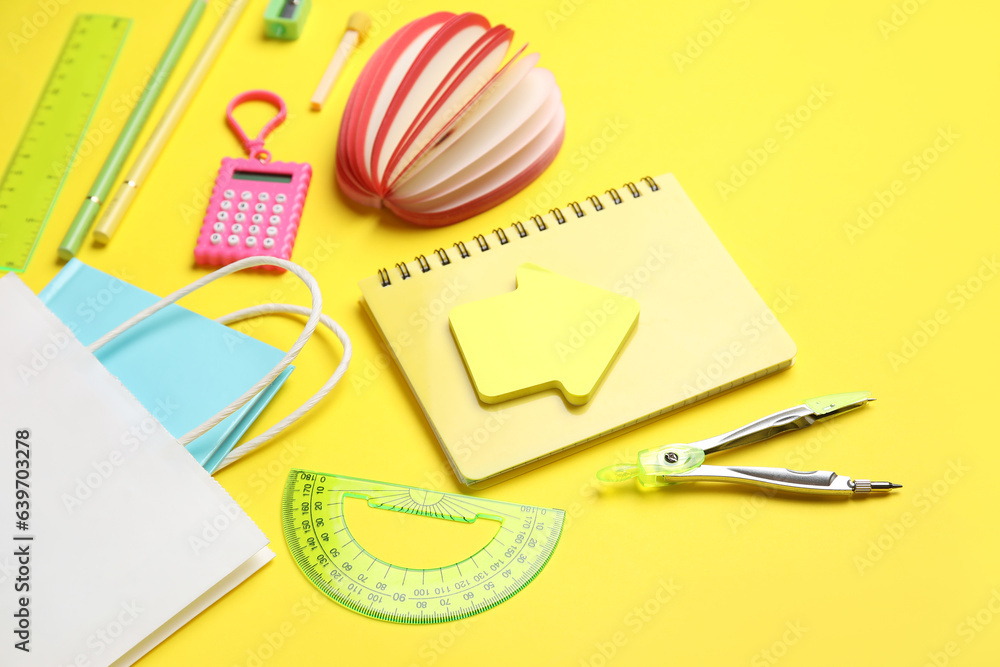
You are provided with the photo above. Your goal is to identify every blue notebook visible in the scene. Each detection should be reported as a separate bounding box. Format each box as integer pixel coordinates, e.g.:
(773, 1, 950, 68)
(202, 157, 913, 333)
(40, 260, 292, 472)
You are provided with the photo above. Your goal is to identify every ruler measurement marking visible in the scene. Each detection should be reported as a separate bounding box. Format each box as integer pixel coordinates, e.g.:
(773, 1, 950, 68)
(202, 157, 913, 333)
(284, 470, 563, 624)
(0, 14, 129, 272)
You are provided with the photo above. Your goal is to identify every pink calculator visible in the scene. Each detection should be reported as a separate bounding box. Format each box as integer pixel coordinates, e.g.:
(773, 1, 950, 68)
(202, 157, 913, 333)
(194, 157, 311, 268)
(194, 90, 312, 270)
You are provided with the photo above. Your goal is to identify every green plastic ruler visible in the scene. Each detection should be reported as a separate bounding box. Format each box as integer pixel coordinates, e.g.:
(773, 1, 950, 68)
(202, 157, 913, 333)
(282, 469, 565, 624)
(0, 14, 130, 272)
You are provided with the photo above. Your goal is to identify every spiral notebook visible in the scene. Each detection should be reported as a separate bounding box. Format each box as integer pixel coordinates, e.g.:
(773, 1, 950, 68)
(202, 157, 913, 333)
(358, 174, 797, 487)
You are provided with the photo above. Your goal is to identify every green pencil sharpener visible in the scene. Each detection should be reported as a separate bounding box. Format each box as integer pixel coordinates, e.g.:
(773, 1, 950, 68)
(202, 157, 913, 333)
(264, 0, 311, 40)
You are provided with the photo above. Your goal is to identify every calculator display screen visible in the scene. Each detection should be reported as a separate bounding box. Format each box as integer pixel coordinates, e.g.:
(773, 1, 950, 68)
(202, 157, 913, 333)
(232, 170, 293, 183)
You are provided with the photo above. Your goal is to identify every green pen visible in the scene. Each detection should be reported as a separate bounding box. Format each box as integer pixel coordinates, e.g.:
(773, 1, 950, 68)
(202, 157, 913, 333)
(58, 0, 208, 260)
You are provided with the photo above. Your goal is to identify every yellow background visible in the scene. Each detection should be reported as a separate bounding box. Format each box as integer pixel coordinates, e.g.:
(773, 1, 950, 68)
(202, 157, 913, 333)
(3, 0, 999, 664)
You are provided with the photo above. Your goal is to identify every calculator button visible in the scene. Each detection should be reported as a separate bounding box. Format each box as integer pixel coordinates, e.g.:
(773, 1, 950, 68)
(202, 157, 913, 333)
(234, 212, 246, 222)
(269, 215, 281, 225)
(231, 223, 243, 234)
(223, 189, 235, 199)
(248, 225, 260, 235)
(266, 226, 278, 237)
(252, 214, 264, 224)
(240, 191, 252, 200)
(216, 211, 228, 221)
(263, 238, 275, 249)
(219, 200, 232, 210)
(227, 235, 239, 246)
(257, 192, 269, 202)
(275, 193, 286, 203)
(210, 233, 222, 245)
(237, 201, 249, 212)
(255, 202, 266, 213)
(272, 204, 284, 214)
(245, 237, 257, 248)
(213, 222, 225, 233)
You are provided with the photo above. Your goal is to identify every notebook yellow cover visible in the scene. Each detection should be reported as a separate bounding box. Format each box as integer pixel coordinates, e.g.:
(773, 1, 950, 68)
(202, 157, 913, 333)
(358, 174, 796, 487)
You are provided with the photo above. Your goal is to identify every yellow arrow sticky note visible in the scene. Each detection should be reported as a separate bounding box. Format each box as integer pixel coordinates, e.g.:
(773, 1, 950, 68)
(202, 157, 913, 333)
(449, 264, 640, 406)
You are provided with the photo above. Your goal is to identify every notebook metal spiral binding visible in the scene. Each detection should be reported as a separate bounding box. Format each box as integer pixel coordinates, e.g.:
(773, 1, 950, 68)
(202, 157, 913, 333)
(376, 176, 661, 286)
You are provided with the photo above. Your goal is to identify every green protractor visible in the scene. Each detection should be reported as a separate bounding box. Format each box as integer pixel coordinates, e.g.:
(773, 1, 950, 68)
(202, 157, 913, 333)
(281, 469, 565, 624)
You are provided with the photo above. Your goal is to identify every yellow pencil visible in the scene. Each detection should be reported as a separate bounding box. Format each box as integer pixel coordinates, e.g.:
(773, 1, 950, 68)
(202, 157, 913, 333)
(310, 12, 371, 111)
(94, 0, 250, 244)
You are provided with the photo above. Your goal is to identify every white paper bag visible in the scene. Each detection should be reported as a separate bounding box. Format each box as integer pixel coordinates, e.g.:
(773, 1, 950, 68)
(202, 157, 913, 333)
(0, 273, 273, 666)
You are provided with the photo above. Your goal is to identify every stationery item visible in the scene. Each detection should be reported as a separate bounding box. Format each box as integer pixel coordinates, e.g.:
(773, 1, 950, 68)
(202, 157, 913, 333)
(336, 12, 566, 226)
(93, 0, 250, 245)
(309, 11, 371, 110)
(358, 174, 798, 487)
(449, 263, 640, 406)
(77, 255, 354, 474)
(212, 301, 354, 470)
(194, 90, 311, 268)
(264, 0, 312, 39)
(0, 273, 272, 667)
(0, 15, 129, 272)
(39, 259, 293, 472)
(598, 392, 902, 495)
(282, 470, 564, 624)
(59, 1, 207, 259)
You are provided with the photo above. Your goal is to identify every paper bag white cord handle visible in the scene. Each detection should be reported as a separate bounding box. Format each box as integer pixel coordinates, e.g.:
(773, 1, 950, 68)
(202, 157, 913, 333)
(87, 256, 323, 449)
(212, 303, 352, 470)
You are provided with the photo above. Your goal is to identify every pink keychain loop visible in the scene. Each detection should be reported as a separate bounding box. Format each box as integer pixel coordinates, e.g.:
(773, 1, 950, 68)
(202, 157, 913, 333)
(226, 90, 287, 163)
